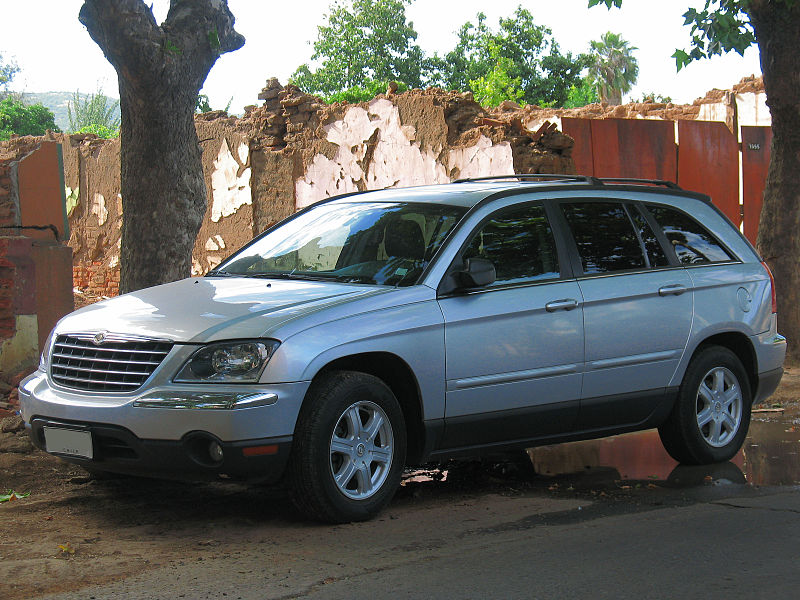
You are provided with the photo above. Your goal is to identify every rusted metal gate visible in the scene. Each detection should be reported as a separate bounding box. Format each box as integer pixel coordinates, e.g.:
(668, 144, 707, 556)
(677, 120, 741, 228)
(562, 117, 677, 181)
(561, 117, 772, 243)
(741, 126, 773, 245)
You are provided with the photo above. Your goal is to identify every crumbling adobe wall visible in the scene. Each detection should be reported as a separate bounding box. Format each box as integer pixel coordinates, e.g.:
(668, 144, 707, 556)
(60, 134, 122, 303)
(521, 75, 769, 136)
(56, 81, 576, 304)
(3, 76, 770, 309)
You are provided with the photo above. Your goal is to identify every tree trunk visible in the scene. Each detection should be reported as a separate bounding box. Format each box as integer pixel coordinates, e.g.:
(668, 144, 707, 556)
(749, 1, 800, 360)
(79, 0, 244, 293)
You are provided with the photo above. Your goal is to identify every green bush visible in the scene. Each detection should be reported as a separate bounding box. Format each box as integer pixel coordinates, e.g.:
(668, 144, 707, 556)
(324, 80, 409, 104)
(75, 123, 119, 139)
(0, 97, 60, 140)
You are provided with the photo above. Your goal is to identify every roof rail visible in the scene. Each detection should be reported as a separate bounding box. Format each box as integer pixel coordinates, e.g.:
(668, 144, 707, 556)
(596, 177, 681, 189)
(453, 174, 600, 184)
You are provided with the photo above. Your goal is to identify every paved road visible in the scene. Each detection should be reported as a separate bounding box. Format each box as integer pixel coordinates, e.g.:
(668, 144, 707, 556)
(41, 480, 800, 600)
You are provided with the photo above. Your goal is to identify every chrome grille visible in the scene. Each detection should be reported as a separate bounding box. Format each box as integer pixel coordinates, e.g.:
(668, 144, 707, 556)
(50, 334, 173, 392)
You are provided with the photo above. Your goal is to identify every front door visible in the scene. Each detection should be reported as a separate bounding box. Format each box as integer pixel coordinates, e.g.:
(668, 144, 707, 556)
(438, 201, 584, 449)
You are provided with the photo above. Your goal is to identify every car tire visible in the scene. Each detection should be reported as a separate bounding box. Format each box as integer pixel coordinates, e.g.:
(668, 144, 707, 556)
(658, 346, 751, 465)
(288, 371, 407, 523)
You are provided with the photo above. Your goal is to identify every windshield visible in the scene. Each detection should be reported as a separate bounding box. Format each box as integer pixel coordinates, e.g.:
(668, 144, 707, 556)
(212, 201, 467, 286)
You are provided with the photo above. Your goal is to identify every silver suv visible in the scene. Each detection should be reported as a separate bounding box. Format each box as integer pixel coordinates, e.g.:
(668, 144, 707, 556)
(20, 175, 786, 522)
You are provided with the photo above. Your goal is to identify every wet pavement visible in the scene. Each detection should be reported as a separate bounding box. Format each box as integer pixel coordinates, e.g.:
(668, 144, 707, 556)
(526, 416, 800, 490)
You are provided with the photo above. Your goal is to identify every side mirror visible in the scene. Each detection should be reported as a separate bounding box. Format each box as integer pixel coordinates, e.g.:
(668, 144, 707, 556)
(458, 257, 496, 289)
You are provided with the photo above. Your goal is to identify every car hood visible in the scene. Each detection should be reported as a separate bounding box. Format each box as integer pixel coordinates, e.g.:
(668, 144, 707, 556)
(57, 277, 391, 343)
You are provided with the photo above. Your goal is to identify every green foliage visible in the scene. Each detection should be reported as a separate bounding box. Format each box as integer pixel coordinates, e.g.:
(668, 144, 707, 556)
(672, 2, 755, 70)
(196, 94, 233, 113)
(165, 39, 182, 55)
(588, 0, 774, 71)
(0, 97, 60, 140)
(0, 53, 20, 93)
(324, 80, 408, 103)
(0, 490, 30, 503)
(290, 0, 427, 96)
(469, 44, 524, 107)
(76, 123, 119, 138)
(432, 7, 587, 107)
(67, 88, 120, 133)
(197, 94, 213, 113)
(564, 78, 599, 108)
(634, 91, 673, 104)
(587, 31, 639, 104)
(208, 28, 221, 52)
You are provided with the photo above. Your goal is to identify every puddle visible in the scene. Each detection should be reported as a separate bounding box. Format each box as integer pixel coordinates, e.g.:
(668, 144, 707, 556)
(527, 418, 800, 488)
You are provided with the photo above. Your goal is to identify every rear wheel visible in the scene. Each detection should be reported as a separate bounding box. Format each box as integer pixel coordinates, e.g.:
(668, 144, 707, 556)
(288, 371, 406, 523)
(659, 346, 751, 464)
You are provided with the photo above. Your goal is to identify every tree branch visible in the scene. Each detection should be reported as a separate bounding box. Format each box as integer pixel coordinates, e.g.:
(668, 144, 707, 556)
(80, 0, 245, 91)
(79, 0, 163, 80)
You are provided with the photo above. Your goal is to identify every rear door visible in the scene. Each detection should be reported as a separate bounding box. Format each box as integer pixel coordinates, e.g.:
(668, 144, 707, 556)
(555, 200, 693, 429)
(437, 200, 584, 449)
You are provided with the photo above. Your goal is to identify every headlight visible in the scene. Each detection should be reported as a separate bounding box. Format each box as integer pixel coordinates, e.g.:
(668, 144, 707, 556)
(39, 329, 55, 371)
(174, 340, 280, 383)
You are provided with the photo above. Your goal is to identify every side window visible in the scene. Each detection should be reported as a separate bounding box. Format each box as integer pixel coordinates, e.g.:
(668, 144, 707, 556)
(647, 205, 733, 265)
(463, 203, 560, 286)
(560, 202, 646, 274)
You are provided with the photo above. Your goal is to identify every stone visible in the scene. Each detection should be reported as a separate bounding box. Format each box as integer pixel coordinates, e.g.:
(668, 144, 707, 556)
(1, 414, 23, 433)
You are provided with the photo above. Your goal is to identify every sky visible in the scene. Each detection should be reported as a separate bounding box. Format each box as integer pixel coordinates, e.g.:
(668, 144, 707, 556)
(1, 0, 762, 114)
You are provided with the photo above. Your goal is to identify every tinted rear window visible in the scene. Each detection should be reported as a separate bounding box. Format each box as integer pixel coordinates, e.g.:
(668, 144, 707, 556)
(647, 205, 733, 265)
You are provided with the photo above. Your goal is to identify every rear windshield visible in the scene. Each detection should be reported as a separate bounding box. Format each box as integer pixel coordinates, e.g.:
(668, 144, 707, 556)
(213, 201, 466, 286)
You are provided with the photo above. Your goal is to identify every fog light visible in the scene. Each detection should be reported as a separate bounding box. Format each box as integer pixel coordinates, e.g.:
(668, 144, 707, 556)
(208, 441, 224, 463)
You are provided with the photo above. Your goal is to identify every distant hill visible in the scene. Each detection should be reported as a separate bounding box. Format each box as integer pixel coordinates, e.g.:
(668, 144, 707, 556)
(11, 91, 121, 133)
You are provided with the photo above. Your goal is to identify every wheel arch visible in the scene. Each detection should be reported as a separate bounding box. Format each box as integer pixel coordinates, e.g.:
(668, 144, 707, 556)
(689, 332, 758, 397)
(303, 352, 427, 465)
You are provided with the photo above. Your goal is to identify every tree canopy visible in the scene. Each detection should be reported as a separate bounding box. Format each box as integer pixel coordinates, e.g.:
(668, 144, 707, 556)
(290, 0, 427, 97)
(0, 53, 20, 95)
(433, 8, 587, 107)
(291, 2, 588, 108)
(587, 32, 639, 105)
(587, 0, 759, 69)
(0, 97, 60, 140)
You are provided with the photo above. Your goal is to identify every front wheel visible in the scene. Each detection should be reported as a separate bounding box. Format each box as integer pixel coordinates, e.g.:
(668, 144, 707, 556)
(659, 346, 751, 465)
(288, 371, 406, 523)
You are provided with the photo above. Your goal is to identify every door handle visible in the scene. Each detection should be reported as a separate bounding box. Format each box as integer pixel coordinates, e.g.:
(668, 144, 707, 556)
(545, 298, 579, 312)
(658, 284, 688, 296)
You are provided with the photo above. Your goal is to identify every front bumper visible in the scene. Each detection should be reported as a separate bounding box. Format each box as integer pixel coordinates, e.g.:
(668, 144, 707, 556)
(29, 417, 292, 482)
(19, 370, 312, 482)
(19, 370, 310, 441)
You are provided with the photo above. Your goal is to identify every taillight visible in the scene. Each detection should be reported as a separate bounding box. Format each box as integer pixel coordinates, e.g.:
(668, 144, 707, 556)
(761, 261, 777, 314)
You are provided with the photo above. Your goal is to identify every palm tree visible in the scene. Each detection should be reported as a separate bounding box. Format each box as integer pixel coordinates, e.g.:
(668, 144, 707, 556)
(588, 32, 639, 105)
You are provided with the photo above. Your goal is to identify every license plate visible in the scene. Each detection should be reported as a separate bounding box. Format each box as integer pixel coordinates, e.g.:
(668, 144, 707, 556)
(43, 427, 93, 459)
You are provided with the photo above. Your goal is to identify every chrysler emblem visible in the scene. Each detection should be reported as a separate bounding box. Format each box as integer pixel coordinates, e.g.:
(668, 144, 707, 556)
(93, 331, 108, 345)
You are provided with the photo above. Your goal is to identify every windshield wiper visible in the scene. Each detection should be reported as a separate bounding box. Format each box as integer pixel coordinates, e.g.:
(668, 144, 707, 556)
(205, 270, 235, 277)
(240, 272, 333, 282)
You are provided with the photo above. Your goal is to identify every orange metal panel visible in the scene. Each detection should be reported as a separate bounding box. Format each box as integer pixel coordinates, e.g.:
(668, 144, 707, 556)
(741, 126, 773, 245)
(17, 141, 68, 241)
(561, 117, 594, 176)
(677, 121, 740, 227)
(589, 119, 677, 181)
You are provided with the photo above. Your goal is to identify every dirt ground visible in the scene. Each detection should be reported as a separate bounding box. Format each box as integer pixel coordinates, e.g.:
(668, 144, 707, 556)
(1, 362, 798, 600)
